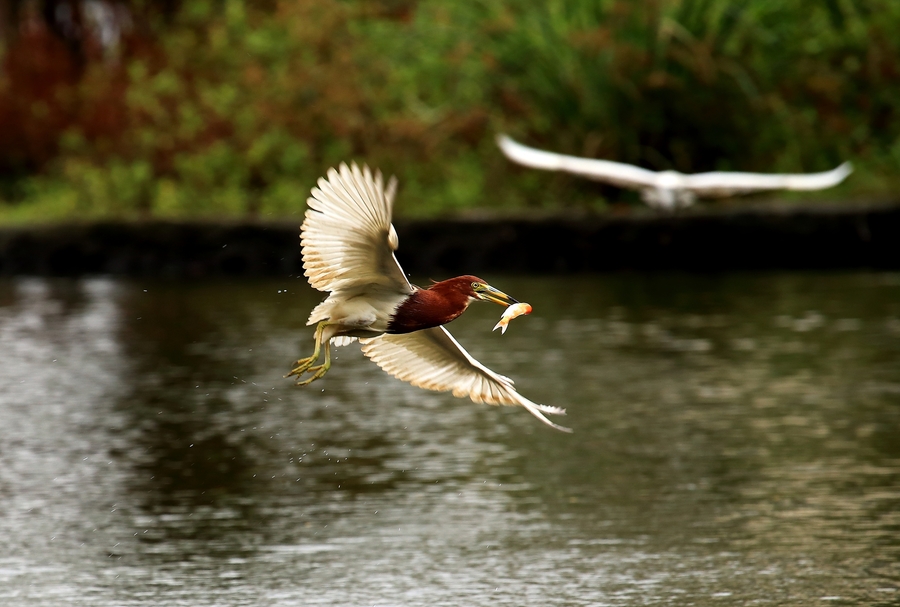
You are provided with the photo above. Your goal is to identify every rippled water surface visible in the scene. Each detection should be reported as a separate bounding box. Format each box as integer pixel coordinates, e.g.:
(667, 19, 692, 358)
(1, 273, 899, 606)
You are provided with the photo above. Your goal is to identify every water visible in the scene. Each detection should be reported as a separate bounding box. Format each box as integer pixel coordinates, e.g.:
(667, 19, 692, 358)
(1, 273, 898, 606)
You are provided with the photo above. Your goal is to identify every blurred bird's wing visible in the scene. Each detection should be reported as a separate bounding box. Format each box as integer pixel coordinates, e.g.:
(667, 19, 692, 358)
(302, 162, 413, 294)
(499, 133, 852, 198)
(360, 327, 571, 432)
(497, 134, 659, 190)
(681, 162, 853, 197)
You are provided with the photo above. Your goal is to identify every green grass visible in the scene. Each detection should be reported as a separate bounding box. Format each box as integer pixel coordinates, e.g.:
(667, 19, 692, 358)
(0, 0, 897, 224)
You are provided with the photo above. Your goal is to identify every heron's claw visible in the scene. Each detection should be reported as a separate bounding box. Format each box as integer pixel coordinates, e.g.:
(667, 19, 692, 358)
(286, 355, 317, 378)
(293, 363, 328, 386)
(287, 321, 332, 387)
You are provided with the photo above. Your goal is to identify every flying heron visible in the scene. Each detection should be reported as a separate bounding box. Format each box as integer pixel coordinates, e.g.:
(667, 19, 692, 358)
(287, 162, 570, 432)
(497, 134, 852, 210)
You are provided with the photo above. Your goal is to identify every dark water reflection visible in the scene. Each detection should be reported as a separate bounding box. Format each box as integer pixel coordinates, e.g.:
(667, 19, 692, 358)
(1, 273, 899, 606)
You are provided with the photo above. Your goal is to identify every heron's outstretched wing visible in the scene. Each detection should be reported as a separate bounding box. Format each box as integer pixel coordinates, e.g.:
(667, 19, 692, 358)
(360, 327, 571, 432)
(497, 134, 659, 190)
(302, 162, 413, 294)
(682, 163, 853, 197)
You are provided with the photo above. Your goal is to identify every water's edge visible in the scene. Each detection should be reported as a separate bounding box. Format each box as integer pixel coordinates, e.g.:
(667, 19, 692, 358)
(1, 203, 898, 276)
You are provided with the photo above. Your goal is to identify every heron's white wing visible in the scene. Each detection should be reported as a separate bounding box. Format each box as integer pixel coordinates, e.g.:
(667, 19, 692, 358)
(360, 327, 571, 432)
(497, 134, 659, 189)
(682, 162, 853, 196)
(302, 162, 412, 294)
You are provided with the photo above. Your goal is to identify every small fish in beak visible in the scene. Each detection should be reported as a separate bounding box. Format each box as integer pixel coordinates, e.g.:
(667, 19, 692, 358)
(493, 302, 533, 334)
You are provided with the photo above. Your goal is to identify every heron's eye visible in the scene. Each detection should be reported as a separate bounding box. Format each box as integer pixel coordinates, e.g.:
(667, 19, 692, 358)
(471, 282, 480, 290)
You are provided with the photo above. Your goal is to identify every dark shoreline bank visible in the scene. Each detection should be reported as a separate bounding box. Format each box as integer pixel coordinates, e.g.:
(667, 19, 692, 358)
(1, 203, 898, 277)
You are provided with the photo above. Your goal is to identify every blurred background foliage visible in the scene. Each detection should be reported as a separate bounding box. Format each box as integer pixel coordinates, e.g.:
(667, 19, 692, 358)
(0, 0, 897, 221)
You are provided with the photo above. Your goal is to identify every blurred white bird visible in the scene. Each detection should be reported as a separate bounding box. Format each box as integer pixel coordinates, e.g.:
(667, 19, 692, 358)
(288, 162, 570, 432)
(497, 134, 852, 210)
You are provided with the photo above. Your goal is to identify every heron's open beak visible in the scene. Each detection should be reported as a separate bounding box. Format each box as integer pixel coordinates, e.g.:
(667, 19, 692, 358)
(476, 284, 519, 307)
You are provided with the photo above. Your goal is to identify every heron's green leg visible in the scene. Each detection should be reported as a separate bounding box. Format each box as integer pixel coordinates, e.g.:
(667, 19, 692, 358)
(286, 322, 328, 380)
(293, 338, 332, 386)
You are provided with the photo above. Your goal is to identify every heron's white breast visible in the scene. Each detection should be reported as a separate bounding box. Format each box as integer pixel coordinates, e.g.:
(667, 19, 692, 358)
(310, 289, 409, 335)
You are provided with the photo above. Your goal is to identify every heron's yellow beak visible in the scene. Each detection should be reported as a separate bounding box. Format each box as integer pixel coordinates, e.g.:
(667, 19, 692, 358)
(475, 283, 519, 307)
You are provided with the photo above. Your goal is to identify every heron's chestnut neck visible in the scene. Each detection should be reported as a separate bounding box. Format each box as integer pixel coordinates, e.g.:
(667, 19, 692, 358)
(386, 275, 484, 334)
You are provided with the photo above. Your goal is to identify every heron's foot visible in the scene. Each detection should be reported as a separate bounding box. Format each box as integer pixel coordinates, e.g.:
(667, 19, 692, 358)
(287, 321, 331, 386)
(293, 363, 329, 386)
(286, 355, 318, 379)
